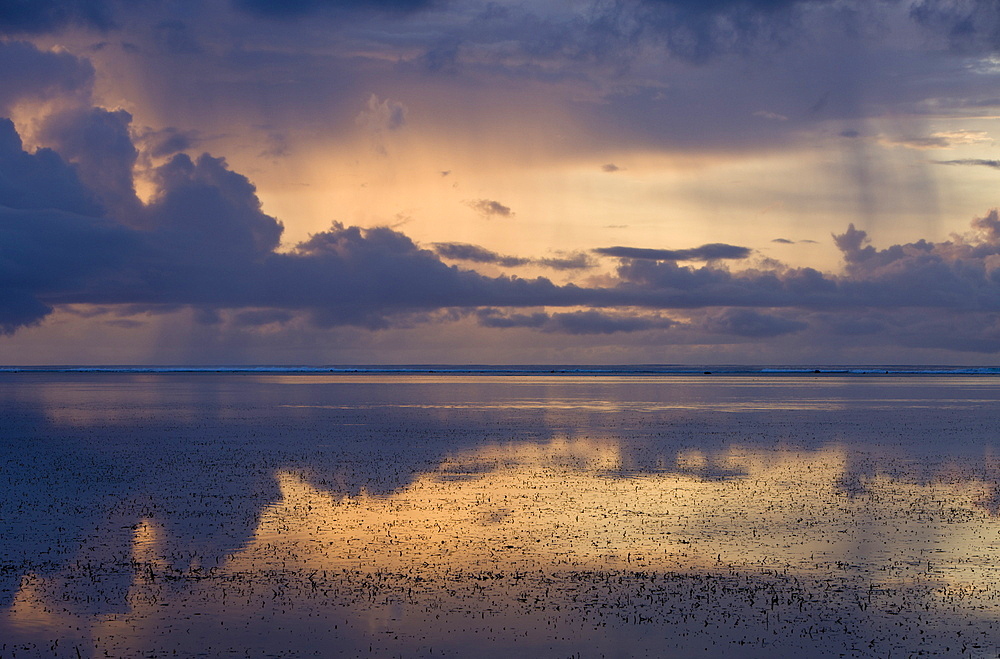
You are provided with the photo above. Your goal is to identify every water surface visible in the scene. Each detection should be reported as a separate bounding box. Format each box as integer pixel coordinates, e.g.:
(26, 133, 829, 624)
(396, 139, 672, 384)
(2, 373, 1000, 656)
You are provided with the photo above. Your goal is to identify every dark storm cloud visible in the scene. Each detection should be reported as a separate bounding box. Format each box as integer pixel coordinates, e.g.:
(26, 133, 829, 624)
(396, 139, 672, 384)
(37, 107, 141, 222)
(0, 41, 94, 113)
(594, 243, 752, 261)
(0, 118, 135, 331)
(0, 119, 101, 216)
(0, 0, 116, 34)
(0, 104, 599, 333)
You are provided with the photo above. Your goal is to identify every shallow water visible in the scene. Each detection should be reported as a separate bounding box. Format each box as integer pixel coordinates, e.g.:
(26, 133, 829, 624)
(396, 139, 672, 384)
(2, 373, 1000, 657)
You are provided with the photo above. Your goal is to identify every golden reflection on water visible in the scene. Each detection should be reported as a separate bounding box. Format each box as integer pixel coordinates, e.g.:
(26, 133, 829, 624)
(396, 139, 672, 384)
(235, 437, 1000, 586)
(6, 435, 1000, 655)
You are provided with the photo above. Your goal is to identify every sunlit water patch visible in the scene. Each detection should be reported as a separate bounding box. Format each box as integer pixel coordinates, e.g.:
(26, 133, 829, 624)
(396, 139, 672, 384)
(3, 373, 1000, 656)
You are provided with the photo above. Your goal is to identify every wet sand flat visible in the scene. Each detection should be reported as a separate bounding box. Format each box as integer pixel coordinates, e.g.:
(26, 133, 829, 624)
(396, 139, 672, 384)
(2, 373, 1000, 656)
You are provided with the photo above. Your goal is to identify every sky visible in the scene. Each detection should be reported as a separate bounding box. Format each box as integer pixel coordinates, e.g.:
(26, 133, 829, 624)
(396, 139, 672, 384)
(2, 0, 1000, 365)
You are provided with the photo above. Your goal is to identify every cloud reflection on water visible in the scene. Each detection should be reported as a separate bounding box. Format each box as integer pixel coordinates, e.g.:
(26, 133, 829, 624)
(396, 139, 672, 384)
(4, 374, 1000, 655)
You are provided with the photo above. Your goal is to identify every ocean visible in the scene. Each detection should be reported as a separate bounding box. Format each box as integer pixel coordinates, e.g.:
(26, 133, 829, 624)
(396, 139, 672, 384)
(1, 369, 999, 656)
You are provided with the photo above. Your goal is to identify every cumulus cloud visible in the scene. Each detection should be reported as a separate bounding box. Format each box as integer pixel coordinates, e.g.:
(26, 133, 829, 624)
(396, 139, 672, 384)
(37, 107, 141, 223)
(0, 118, 101, 216)
(0, 41, 94, 114)
(0, 125, 578, 326)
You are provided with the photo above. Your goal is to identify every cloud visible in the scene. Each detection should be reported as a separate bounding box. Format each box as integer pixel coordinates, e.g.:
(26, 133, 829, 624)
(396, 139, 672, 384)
(882, 130, 992, 150)
(0, 118, 102, 216)
(594, 243, 752, 261)
(0, 0, 116, 35)
(356, 94, 408, 155)
(911, 0, 1000, 54)
(357, 94, 407, 132)
(0, 108, 593, 333)
(151, 19, 203, 55)
(934, 159, 1000, 170)
(476, 309, 675, 335)
(433, 242, 530, 268)
(466, 199, 514, 218)
(11, 34, 1000, 357)
(700, 308, 807, 338)
(602, 163, 621, 172)
(232, 309, 296, 327)
(476, 309, 549, 329)
(0, 118, 137, 332)
(538, 253, 595, 270)
(135, 126, 202, 159)
(771, 238, 795, 244)
(632, 0, 843, 63)
(547, 310, 675, 335)
(36, 107, 141, 223)
(232, 0, 436, 19)
(0, 41, 95, 114)
(434, 243, 594, 270)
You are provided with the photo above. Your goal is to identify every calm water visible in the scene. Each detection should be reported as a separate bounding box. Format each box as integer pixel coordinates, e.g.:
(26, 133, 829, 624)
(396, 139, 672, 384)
(2, 373, 1000, 657)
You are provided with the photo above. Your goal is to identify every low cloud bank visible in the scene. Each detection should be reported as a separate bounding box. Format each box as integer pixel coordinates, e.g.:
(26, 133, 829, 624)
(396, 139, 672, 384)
(4, 39, 1000, 353)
